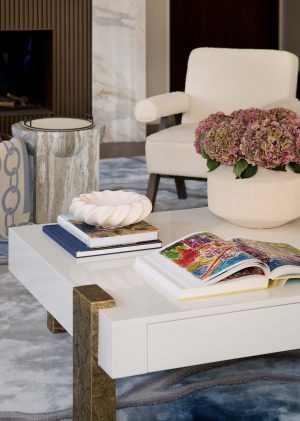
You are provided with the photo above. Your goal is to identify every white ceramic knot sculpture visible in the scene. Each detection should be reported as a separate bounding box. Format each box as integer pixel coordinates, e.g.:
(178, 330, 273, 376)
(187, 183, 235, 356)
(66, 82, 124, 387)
(69, 190, 152, 227)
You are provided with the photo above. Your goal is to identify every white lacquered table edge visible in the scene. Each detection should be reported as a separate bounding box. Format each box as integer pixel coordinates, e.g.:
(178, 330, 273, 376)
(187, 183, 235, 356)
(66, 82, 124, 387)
(8, 207, 300, 379)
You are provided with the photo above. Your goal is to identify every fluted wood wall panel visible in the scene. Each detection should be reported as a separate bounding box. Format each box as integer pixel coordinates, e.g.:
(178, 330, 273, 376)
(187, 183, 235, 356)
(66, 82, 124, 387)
(0, 0, 92, 134)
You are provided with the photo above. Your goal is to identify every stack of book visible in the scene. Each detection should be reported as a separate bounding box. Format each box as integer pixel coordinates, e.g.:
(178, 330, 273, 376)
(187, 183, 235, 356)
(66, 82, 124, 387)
(43, 214, 161, 258)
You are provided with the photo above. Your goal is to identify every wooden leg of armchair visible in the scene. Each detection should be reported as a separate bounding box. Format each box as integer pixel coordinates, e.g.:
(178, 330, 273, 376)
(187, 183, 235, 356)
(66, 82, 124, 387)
(175, 177, 187, 199)
(147, 174, 160, 209)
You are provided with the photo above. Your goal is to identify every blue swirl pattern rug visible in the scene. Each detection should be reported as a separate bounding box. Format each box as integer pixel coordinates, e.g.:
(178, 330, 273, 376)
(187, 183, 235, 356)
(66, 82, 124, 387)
(117, 354, 300, 420)
(0, 157, 300, 421)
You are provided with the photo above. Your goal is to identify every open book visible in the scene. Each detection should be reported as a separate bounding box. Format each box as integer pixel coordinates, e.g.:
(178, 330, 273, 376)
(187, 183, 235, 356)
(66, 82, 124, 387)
(134, 232, 300, 300)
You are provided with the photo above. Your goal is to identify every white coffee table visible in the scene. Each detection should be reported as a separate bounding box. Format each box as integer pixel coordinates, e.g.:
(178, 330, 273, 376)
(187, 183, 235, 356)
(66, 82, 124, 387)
(9, 207, 300, 420)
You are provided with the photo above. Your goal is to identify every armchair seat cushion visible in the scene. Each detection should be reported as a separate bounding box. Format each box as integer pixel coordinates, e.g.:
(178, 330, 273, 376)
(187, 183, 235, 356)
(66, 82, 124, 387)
(146, 123, 208, 178)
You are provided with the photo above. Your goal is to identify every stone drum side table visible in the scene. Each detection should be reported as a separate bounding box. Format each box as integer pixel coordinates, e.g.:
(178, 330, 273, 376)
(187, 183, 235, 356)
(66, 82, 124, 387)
(12, 118, 100, 224)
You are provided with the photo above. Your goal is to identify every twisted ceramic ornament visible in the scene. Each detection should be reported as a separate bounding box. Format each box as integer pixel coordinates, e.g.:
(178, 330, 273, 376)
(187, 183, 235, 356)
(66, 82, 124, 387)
(69, 190, 152, 227)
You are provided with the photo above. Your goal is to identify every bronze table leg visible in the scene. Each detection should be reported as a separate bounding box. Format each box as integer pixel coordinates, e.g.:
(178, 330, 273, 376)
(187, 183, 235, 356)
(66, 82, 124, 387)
(73, 284, 116, 421)
(47, 312, 66, 334)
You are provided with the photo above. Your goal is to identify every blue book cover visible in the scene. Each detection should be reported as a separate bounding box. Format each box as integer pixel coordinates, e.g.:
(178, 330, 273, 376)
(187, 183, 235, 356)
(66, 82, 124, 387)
(43, 224, 162, 258)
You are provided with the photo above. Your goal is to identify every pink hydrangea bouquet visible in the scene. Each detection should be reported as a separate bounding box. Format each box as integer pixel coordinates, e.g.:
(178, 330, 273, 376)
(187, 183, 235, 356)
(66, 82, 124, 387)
(194, 107, 300, 178)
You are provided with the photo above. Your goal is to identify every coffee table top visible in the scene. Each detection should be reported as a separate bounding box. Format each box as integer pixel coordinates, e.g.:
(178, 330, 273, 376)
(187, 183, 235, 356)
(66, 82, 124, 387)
(9, 207, 300, 378)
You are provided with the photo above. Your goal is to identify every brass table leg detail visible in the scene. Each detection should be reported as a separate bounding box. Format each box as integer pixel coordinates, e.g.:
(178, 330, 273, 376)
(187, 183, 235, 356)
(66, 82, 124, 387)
(47, 312, 66, 334)
(73, 285, 116, 421)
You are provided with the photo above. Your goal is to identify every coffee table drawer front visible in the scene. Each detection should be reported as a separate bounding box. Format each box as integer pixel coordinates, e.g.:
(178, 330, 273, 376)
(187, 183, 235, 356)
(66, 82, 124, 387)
(147, 303, 300, 372)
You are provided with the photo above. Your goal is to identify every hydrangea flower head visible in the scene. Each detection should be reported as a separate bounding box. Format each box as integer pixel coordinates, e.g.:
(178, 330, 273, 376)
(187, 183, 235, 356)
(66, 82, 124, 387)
(195, 107, 300, 169)
(194, 112, 231, 154)
(240, 120, 296, 168)
(202, 120, 244, 166)
(269, 107, 297, 122)
(231, 108, 274, 125)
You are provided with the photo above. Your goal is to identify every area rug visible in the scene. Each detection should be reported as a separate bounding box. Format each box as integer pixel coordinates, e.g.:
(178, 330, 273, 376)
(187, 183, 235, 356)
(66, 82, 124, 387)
(99, 156, 208, 212)
(2, 263, 300, 421)
(1, 157, 300, 421)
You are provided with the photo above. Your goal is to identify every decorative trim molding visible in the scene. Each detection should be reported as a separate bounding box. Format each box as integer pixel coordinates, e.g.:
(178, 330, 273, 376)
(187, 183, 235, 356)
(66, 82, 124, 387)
(101, 142, 145, 158)
(99, 125, 160, 158)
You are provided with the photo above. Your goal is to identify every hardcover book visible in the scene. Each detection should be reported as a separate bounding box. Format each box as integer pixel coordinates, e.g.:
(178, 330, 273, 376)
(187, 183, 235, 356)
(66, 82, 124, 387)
(43, 224, 162, 258)
(134, 232, 300, 300)
(57, 214, 159, 248)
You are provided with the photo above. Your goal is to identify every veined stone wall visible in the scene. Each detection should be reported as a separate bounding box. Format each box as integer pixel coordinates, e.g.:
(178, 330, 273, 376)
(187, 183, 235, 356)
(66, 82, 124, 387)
(92, 0, 146, 143)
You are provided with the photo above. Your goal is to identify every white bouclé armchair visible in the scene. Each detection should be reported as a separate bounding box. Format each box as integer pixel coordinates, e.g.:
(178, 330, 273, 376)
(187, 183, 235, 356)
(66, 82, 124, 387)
(135, 47, 300, 208)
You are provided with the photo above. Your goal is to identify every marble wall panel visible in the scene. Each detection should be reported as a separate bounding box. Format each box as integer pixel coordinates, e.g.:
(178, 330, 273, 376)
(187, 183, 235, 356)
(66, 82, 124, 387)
(92, 0, 146, 143)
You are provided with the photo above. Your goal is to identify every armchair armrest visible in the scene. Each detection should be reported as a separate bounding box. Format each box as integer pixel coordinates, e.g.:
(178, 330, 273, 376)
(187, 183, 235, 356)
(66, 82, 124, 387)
(135, 92, 190, 123)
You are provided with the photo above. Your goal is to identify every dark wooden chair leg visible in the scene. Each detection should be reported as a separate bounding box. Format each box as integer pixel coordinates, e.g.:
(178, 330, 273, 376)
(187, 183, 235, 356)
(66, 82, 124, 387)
(175, 177, 187, 199)
(146, 174, 160, 209)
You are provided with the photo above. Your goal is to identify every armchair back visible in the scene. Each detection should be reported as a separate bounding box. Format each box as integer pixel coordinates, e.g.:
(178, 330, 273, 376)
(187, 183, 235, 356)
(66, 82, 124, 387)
(182, 47, 299, 124)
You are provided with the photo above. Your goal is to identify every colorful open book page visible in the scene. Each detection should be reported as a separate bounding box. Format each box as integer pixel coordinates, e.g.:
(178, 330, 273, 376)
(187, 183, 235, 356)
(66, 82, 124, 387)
(231, 239, 300, 272)
(160, 232, 254, 281)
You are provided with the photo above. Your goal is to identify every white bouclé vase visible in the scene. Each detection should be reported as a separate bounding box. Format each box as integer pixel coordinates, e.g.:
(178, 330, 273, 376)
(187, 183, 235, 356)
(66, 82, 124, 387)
(207, 165, 300, 229)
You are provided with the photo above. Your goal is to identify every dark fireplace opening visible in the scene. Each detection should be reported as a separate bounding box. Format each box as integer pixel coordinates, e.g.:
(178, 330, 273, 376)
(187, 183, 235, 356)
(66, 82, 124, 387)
(0, 30, 53, 113)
